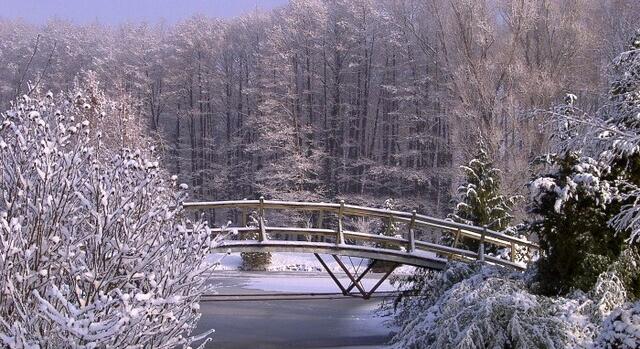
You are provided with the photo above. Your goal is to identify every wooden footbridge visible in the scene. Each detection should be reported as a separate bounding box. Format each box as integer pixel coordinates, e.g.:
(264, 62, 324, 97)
(184, 198, 538, 299)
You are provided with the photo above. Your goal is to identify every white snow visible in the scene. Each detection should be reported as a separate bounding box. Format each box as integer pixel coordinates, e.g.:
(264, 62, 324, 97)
(208, 252, 416, 274)
(242, 273, 395, 293)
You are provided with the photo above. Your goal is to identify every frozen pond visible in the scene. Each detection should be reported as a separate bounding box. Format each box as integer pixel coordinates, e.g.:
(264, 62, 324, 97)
(196, 271, 396, 348)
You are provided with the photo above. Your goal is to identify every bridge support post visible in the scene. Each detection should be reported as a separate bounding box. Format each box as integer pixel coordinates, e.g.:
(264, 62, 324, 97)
(332, 255, 368, 297)
(314, 253, 348, 295)
(258, 218, 267, 242)
(258, 196, 265, 217)
(364, 263, 398, 299)
(315, 254, 398, 300)
(317, 210, 324, 229)
(453, 228, 461, 248)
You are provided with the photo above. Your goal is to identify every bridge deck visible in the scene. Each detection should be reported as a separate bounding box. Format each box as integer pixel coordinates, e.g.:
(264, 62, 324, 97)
(214, 240, 448, 269)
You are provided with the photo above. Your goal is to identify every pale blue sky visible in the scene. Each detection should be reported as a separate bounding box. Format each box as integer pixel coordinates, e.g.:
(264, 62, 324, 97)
(0, 0, 289, 24)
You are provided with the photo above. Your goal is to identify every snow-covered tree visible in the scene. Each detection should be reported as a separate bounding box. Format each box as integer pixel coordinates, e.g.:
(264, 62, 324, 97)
(531, 31, 640, 298)
(602, 30, 640, 245)
(378, 198, 401, 240)
(449, 138, 520, 249)
(528, 151, 629, 295)
(0, 93, 218, 348)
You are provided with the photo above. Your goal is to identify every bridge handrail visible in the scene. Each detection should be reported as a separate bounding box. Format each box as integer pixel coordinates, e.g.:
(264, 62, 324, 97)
(182, 199, 538, 250)
(202, 225, 527, 270)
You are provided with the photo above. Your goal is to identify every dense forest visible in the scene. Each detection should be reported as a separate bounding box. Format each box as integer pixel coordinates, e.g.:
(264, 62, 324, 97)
(3, 1, 640, 348)
(1, 0, 639, 218)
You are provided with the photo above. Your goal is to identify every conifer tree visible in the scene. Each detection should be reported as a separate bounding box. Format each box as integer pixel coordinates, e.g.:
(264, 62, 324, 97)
(449, 138, 519, 249)
(530, 31, 640, 297)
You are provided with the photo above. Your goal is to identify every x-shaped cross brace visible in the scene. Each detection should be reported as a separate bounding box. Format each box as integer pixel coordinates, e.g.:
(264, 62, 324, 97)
(314, 253, 398, 299)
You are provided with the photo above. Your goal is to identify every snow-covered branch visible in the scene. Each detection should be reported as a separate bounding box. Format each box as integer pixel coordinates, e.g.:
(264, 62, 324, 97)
(0, 93, 219, 348)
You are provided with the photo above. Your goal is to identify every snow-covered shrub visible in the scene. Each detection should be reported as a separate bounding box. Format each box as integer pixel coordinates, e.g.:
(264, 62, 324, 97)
(391, 262, 593, 349)
(602, 31, 640, 247)
(375, 198, 402, 250)
(594, 301, 640, 349)
(490, 224, 539, 266)
(528, 152, 629, 295)
(0, 93, 218, 348)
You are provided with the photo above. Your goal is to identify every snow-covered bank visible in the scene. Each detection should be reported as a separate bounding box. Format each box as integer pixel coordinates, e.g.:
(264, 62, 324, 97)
(207, 252, 417, 274)
(389, 262, 640, 349)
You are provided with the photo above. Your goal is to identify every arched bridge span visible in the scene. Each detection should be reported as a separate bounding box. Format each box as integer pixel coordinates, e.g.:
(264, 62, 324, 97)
(183, 198, 538, 299)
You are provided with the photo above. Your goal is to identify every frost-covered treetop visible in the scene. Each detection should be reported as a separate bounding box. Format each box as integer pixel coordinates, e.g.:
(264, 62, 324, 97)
(529, 153, 616, 214)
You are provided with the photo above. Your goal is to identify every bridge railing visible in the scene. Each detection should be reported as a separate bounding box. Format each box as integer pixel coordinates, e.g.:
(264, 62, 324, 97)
(183, 198, 539, 270)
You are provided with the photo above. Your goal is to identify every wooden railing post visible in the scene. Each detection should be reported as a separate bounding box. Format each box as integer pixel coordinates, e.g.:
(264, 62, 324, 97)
(510, 242, 516, 262)
(337, 200, 345, 245)
(259, 196, 265, 218)
(258, 196, 267, 242)
(241, 199, 247, 227)
(408, 210, 416, 253)
(478, 226, 486, 263)
(317, 209, 325, 241)
(317, 210, 324, 228)
(453, 228, 461, 248)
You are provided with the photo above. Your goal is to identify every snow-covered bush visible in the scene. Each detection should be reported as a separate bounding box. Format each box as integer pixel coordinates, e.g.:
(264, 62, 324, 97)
(594, 301, 640, 349)
(529, 31, 640, 296)
(391, 263, 593, 349)
(544, 30, 640, 248)
(376, 198, 402, 247)
(0, 93, 218, 348)
(390, 262, 640, 349)
(491, 224, 538, 266)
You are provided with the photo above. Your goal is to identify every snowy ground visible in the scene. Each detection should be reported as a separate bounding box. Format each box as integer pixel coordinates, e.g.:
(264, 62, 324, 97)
(207, 252, 417, 274)
(207, 270, 396, 294)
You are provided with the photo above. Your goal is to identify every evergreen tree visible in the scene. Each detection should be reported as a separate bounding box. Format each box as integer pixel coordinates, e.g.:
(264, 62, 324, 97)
(379, 198, 401, 239)
(605, 30, 640, 245)
(530, 31, 640, 297)
(529, 152, 627, 295)
(449, 139, 519, 249)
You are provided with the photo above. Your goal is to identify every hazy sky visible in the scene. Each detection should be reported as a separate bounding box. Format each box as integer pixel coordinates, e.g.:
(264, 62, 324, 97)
(0, 0, 290, 24)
